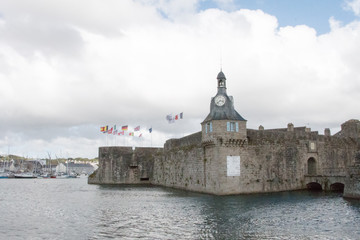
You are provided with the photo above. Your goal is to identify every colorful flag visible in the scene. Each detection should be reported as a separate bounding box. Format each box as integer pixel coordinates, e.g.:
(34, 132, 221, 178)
(134, 126, 140, 131)
(129, 132, 134, 136)
(166, 114, 174, 123)
(175, 115, 179, 120)
(118, 131, 124, 135)
(100, 126, 108, 132)
(113, 130, 118, 135)
(149, 128, 152, 133)
(139, 133, 142, 137)
(122, 125, 128, 131)
(114, 125, 116, 130)
(180, 112, 183, 119)
(108, 127, 113, 134)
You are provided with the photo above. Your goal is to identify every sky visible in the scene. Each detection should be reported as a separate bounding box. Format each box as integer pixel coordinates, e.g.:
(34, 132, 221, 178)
(1, 0, 360, 159)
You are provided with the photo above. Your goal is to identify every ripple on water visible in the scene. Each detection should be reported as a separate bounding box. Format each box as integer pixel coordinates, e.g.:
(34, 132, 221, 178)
(1, 179, 360, 239)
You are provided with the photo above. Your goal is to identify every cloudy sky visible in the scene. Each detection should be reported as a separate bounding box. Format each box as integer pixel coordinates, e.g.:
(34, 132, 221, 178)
(1, 0, 360, 159)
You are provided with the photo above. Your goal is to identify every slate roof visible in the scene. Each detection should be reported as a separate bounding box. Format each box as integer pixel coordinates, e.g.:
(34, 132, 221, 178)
(202, 71, 246, 123)
(217, 71, 226, 80)
(202, 95, 246, 122)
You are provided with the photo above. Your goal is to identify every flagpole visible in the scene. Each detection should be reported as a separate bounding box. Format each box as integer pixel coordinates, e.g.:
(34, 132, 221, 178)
(149, 126, 152, 147)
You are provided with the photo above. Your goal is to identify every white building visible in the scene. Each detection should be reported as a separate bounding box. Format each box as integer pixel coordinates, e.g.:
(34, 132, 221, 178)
(56, 162, 95, 175)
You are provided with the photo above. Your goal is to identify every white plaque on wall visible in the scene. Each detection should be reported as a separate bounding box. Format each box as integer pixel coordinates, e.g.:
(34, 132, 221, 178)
(310, 142, 316, 150)
(227, 156, 240, 176)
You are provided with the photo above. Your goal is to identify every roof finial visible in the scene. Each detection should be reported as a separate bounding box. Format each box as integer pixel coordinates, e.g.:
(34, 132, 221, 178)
(220, 47, 223, 72)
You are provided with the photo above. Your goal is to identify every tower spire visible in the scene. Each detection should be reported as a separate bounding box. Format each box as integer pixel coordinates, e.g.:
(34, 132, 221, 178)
(220, 47, 223, 72)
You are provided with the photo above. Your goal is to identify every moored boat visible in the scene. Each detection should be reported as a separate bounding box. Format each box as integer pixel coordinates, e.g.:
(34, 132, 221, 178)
(0, 173, 9, 179)
(14, 173, 37, 178)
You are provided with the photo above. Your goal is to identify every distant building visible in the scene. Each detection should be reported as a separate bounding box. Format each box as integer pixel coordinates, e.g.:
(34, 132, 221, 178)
(42, 164, 57, 173)
(56, 162, 95, 175)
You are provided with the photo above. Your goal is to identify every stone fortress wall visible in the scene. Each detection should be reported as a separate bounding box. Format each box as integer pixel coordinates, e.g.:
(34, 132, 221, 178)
(89, 71, 360, 198)
(89, 146, 162, 185)
(89, 119, 360, 198)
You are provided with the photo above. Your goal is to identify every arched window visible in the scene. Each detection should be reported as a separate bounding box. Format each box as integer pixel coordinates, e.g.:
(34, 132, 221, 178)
(308, 157, 316, 175)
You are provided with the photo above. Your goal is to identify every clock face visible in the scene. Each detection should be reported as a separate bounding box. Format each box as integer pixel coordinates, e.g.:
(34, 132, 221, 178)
(215, 95, 226, 106)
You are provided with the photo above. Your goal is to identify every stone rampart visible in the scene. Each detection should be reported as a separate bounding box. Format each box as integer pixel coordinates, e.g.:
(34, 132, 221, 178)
(153, 132, 207, 192)
(90, 120, 360, 197)
(88, 146, 162, 184)
(344, 151, 360, 198)
(164, 132, 202, 150)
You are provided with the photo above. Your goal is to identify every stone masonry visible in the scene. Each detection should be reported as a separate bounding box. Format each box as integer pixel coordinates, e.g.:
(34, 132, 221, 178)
(89, 71, 360, 198)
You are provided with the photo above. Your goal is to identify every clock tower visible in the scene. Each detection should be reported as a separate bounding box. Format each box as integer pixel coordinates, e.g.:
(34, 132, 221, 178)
(201, 71, 247, 145)
(201, 70, 247, 194)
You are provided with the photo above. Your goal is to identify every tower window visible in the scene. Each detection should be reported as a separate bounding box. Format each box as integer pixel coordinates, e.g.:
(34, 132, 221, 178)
(227, 122, 239, 132)
(205, 122, 213, 134)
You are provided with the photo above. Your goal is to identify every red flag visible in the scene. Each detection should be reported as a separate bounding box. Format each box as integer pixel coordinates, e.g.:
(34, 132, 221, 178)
(139, 133, 142, 137)
(108, 127, 113, 134)
(134, 126, 140, 131)
(175, 115, 179, 120)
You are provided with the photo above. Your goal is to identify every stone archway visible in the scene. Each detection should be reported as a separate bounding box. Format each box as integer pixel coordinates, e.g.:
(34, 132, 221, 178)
(308, 157, 317, 175)
(330, 183, 345, 192)
(306, 182, 322, 191)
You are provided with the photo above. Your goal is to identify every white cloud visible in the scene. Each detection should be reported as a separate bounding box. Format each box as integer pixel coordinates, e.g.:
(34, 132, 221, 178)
(345, 0, 360, 16)
(0, 1, 360, 158)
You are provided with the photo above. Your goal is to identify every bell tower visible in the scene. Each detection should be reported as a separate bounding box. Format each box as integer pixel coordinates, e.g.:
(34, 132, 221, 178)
(200, 70, 247, 194)
(201, 71, 247, 146)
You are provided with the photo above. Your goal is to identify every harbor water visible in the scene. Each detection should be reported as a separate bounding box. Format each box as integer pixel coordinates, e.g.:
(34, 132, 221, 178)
(0, 178, 360, 239)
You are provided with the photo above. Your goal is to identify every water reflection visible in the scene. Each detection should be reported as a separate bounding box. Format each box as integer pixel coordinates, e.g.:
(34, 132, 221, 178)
(1, 179, 360, 239)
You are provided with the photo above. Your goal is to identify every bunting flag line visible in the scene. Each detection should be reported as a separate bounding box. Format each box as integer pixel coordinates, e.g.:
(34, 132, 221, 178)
(99, 123, 158, 140)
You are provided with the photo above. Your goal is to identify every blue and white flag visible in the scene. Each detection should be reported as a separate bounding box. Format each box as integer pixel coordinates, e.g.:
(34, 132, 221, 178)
(166, 114, 175, 123)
